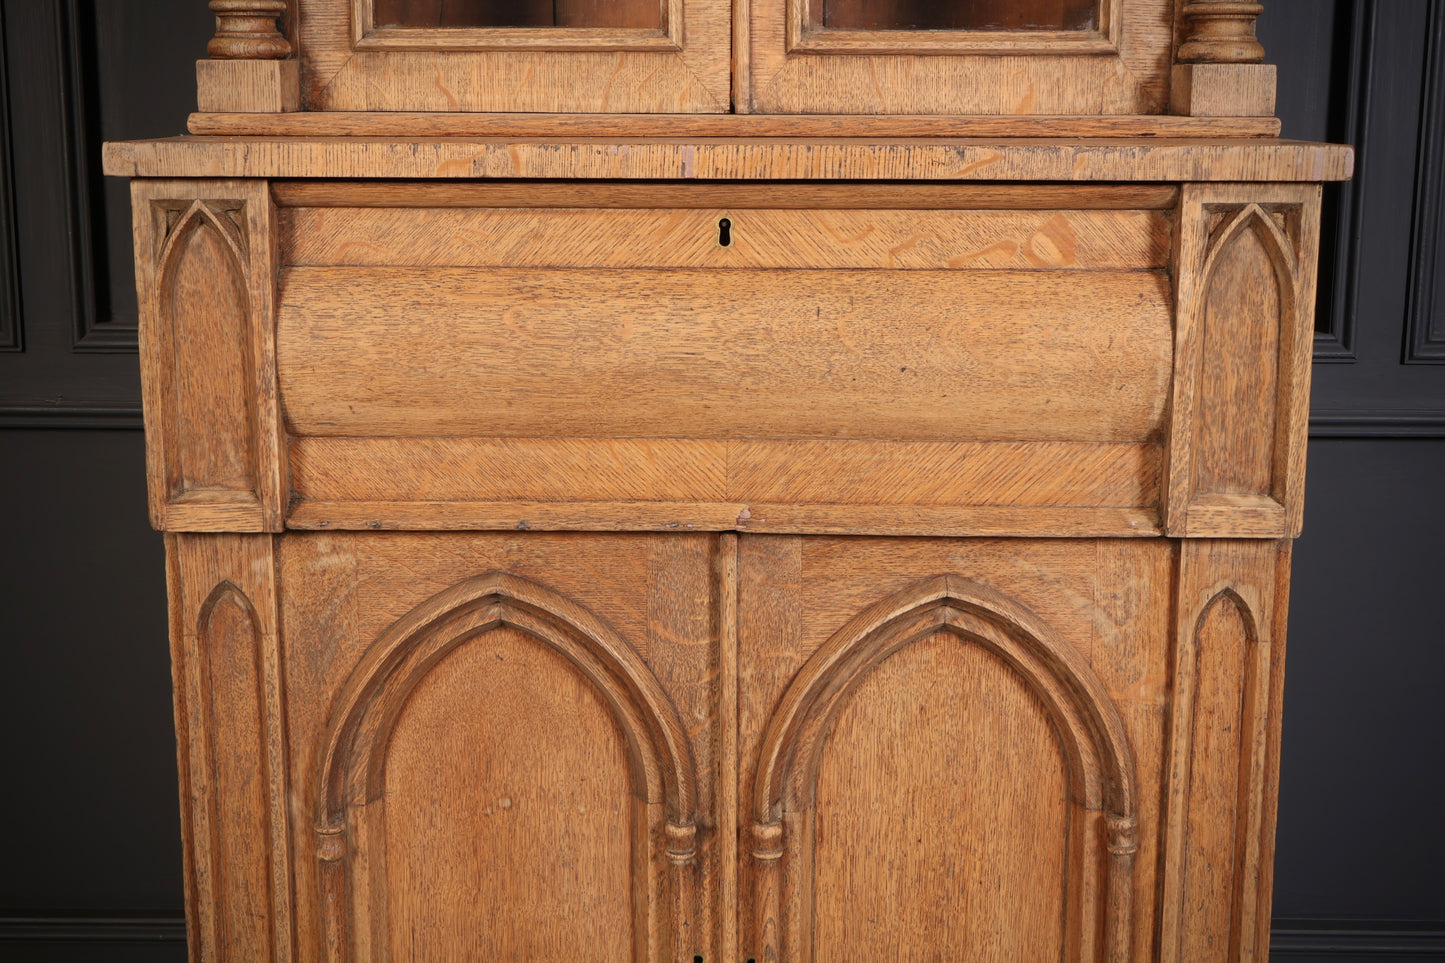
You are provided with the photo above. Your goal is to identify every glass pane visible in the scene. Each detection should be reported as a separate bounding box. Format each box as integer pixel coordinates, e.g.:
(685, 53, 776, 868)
(375, 0, 662, 29)
(820, 0, 1099, 31)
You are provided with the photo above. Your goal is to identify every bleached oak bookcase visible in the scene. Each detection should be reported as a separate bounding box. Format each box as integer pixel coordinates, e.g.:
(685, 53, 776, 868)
(102, 1, 1352, 960)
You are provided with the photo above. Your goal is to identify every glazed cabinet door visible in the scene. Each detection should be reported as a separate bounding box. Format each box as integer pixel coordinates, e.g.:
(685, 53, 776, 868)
(169, 532, 727, 963)
(739, 0, 1176, 114)
(296, 0, 731, 111)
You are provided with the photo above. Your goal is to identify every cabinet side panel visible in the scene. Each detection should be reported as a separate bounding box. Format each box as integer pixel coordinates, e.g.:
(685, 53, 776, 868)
(1159, 539, 1282, 962)
(171, 534, 292, 963)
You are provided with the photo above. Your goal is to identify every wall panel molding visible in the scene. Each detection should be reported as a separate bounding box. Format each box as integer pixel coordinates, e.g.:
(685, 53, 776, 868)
(1404, 0, 1445, 363)
(1313, 0, 1375, 363)
(60, 0, 136, 353)
(1309, 409, 1445, 438)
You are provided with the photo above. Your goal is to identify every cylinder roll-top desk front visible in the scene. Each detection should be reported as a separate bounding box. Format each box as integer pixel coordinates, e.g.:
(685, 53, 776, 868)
(102, 1, 1352, 960)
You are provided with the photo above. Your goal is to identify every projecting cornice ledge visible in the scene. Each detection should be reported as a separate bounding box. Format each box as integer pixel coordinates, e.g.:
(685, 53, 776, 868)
(101, 137, 1354, 183)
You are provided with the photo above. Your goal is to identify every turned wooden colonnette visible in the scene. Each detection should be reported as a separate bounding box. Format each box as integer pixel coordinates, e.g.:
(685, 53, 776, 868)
(103, 1, 1352, 960)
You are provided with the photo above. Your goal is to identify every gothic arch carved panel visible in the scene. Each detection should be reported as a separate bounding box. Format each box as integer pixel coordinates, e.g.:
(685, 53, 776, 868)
(749, 574, 1139, 963)
(314, 571, 700, 963)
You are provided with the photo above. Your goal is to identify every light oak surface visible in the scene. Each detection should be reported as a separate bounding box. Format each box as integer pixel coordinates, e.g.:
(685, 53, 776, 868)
(103, 136, 1353, 181)
(115, 1, 1344, 958)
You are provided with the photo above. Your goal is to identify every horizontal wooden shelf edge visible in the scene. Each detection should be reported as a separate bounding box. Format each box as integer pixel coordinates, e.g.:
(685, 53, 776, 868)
(283, 500, 1164, 536)
(102, 137, 1354, 182)
(186, 112, 1283, 139)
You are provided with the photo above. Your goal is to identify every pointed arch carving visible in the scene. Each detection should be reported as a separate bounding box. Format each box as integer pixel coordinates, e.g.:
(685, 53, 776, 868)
(1200, 203, 1298, 301)
(314, 571, 699, 963)
(751, 574, 1139, 963)
(1162, 581, 1274, 961)
(150, 198, 259, 516)
(1166, 188, 1319, 537)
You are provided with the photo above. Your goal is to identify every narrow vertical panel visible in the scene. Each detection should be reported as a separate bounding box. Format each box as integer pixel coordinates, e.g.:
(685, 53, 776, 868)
(200, 584, 274, 962)
(132, 180, 285, 533)
(736, 535, 804, 962)
(171, 533, 292, 963)
(717, 534, 741, 963)
(1165, 185, 1321, 538)
(1179, 591, 1251, 959)
(1160, 539, 1279, 963)
(646, 533, 720, 962)
(1194, 223, 1281, 496)
(168, 218, 254, 493)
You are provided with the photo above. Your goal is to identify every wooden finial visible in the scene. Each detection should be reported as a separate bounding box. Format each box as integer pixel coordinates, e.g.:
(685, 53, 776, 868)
(207, 0, 292, 60)
(1178, 1, 1267, 64)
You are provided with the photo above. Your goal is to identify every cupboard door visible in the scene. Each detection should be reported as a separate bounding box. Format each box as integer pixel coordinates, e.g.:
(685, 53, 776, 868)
(277, 532, 722, 963)
(297, 0, 730, 112)
(741, 0, 1176, 114)
(737, 536, 1174, 962)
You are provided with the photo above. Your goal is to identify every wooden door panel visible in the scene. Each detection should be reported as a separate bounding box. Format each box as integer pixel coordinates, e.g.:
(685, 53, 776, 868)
(278, 532, 721, 963)
(811, 631, 1071, 960)
(380, 625, 635, 961)
(738, 536, 1171, 962)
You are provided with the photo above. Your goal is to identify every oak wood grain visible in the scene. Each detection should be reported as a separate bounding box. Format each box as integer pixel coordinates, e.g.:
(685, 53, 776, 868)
(185, 111, 1285, 138)
(131, 180, 286, 533)
(100, 138, 1355, 182)
(281, 205, 1169, 269)
(274, 267, 1172, 443)
(297, 0, 727, 112)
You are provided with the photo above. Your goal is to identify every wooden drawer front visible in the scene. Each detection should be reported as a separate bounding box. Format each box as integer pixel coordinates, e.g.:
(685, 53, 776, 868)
(276, 199, 1173, 534)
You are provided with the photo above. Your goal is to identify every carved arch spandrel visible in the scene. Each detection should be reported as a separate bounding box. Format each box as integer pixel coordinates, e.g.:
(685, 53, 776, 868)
(313, 570, 700, 963)
(750, 574, 1139, 963)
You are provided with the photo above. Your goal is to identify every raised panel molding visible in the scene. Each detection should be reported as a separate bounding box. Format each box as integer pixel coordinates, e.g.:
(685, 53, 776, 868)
(1160, 539, 1285, 962)
(133, 180, 285, 533)
(59, 0, 135, 353)
(0, 5, 18, 354)
(749, 574, 1139, 963)
(1404, 0, 1445, 363)
(314, 571, 702, 963)
(168, 534, 293, 963)
(1166, 185, 1321, 538)
(1313, 0, 1376, 363)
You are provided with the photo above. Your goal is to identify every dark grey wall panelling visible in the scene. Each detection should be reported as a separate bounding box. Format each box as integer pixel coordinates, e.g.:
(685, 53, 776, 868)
(0, 0, 209, 425)
(1405, 0, 1445, 363)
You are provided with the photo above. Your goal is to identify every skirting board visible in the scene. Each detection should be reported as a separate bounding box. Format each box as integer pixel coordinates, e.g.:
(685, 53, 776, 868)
(1, 917, 1442, 958)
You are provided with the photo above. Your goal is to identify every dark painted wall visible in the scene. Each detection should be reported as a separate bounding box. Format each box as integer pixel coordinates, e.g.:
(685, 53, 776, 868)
(0, 0, 1441, 959)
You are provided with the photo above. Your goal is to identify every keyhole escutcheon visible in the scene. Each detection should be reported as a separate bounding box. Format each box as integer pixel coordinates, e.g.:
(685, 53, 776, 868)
(717, 216, 733, 247)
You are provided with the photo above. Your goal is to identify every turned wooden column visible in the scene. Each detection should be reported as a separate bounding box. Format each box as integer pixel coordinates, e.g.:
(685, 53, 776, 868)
(1172, 0, 1275, 117)
(207, 0, 292, 59)
(1178, 1, 1267, 63)
(197, 0, 300, 113)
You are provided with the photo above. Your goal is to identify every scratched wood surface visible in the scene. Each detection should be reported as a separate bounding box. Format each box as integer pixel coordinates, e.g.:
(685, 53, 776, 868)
(296, 0, 728, 112)
(100, 138, 1355, 182)
(275, 532, 723, 963)
(736, 536, 1177, 961)
(275, 266, 1172, 442)
(744, 0, 1171, 114)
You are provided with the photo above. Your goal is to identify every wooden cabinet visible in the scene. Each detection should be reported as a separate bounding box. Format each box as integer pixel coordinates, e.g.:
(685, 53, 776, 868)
(104, 1, 1350, 960)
